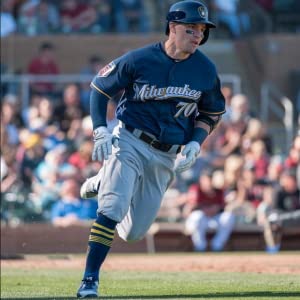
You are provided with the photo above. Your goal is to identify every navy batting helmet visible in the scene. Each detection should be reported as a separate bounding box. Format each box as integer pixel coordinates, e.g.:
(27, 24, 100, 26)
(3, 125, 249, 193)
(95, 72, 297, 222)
(165, 0, 216, 45)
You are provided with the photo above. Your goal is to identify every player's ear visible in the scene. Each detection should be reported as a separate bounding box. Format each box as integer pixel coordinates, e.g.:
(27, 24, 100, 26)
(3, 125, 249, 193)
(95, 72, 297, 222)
(169, 22, 176, 34)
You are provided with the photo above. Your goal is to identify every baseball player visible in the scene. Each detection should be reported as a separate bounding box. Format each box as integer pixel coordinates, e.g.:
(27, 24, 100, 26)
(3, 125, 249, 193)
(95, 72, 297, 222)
(77, 1, 225, 298)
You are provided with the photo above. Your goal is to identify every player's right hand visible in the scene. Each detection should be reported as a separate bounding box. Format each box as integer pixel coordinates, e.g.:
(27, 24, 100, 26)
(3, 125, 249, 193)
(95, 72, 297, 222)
(174, 141, 200, 174)
(92, 126, 119, 161)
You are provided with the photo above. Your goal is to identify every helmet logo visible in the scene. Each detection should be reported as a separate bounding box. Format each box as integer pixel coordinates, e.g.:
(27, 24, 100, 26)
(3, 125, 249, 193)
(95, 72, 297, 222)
(198, 6, 206, 18)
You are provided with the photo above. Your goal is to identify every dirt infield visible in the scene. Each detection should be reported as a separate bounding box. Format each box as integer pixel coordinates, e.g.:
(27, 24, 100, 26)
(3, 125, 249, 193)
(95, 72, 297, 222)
(2, 253, 300, 275)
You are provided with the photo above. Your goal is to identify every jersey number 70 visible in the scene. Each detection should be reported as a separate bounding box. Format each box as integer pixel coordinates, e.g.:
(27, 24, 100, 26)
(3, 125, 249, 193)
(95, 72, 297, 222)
(174, 102, 198, 118)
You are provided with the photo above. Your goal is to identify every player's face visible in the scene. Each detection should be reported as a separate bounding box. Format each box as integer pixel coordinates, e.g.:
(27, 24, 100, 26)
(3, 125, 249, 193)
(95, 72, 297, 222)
(173, 23, 206, 54)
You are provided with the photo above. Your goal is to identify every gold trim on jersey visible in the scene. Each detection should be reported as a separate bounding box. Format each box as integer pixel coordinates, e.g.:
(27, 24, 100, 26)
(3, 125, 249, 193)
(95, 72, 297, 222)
(198, 109, 226, 115)
(90, 82, 112, 99)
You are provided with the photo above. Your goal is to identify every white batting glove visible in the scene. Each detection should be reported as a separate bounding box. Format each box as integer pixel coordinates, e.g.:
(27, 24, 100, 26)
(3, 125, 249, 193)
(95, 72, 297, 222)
(175, 141, 200, 174)
(92, 126, 119, 161)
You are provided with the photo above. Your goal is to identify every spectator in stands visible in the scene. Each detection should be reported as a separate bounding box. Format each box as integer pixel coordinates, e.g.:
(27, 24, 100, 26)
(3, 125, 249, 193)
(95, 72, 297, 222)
(221, 85, 234, 122)
(27, 42, 60, 96)
(17, 130, 45, 193)
(211, 0, 251, 38)
(23, 95, 67, 151)
(34, 0, 61, 34)
(266, 155, 284, 185)
(53, 83, 85, 133)
(271, 170, 300, 222)
(81, 115, 94, 138)
(113, 0, 150, 33)
(284, 134, 300, 183)
(1, 100, 20, 146)
(35, 144, 78, 185)
(51, 178, 98, 227)
(25, 96, 55, 130)
(1, 0, 17, 37)
(68, 139, 96, 177)
(2, 93, 24, 127)
(241, 118, 273, 155)
(219, 125, 242, 157)
(226, 93, 252, 130)
(244, 139, 270, 179)
(17, 0, 60, 35)
(0, 124, 19, 194)
(17, 0, 39, 36)
(184, 170, 235, 251)
(89, 0, 112, 33)
(257, 169, 300, 253)
(60, 0, 97, 33)
(37, 96, 55, 126)
(241, 161, 267, 207)
(225, 159, 260, 224)
(223, 154, 244, 194)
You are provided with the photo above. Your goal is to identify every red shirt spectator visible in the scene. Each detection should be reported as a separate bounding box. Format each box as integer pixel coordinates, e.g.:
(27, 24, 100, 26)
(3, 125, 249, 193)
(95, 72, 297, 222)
(27, 42, 60, 94)
(184, 171, 225, 218)
(60, 0, 97, 32)
(68, 140, 94, 171)
(188, 184, 224, 209)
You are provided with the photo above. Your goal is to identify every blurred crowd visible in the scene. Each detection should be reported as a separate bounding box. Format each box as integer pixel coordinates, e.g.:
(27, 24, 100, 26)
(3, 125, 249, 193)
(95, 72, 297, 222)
(1, 0, 300, 253)
(1, 0, 300, 38)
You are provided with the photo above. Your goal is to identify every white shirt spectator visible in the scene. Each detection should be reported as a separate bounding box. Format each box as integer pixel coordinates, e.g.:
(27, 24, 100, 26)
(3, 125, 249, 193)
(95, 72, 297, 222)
(213, 0, 239, 13)
(1, 12, 16, 37)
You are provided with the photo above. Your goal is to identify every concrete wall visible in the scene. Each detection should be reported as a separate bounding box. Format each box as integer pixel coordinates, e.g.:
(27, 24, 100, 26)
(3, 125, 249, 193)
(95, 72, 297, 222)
(2, 223, 299, 257)
(2, 33, 299, 97)
(1, 34, 165, 74)
(236, 33, 300, 100)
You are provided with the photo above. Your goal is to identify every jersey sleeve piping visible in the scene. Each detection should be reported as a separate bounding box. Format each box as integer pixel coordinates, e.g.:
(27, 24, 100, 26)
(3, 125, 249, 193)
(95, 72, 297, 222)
(90, 82, 112, 100)
(198, 109, 226, 115)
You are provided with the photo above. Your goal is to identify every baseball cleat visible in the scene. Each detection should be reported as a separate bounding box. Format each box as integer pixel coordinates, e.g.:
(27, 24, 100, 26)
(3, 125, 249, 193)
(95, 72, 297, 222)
(77, 278, 99, 298)
(80, 173, 101, 199)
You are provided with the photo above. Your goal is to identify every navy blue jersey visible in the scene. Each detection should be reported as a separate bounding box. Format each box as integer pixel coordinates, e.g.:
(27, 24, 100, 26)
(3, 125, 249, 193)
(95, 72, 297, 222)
(92, 42, 225, 145)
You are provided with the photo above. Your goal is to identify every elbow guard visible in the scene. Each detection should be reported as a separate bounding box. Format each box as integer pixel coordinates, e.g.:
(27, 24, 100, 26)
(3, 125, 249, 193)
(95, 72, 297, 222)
(195, 114, 222, 134)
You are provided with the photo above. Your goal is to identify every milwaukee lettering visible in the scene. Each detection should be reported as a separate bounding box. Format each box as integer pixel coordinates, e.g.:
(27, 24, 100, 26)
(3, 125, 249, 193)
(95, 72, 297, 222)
(134, 84, 202, 101)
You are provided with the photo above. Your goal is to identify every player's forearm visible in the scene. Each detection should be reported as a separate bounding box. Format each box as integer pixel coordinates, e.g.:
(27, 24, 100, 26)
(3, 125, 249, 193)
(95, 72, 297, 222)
(90, 87, 109, 129)
(192, 121, 209, 145)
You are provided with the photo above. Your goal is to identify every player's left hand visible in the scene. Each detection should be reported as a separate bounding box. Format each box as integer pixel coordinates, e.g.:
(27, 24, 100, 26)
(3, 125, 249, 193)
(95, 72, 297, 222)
(174, 141, 200, 174)
(92, 126, 119, 161)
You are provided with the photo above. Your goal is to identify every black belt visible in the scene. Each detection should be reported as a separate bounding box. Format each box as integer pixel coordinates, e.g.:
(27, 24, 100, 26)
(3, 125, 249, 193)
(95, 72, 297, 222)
(124, 124, 181, 154)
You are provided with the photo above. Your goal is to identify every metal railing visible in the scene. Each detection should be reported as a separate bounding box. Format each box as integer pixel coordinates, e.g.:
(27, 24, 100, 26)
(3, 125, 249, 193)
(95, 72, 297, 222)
(1, 73, 242, 110)
(260, 81, 295, 154)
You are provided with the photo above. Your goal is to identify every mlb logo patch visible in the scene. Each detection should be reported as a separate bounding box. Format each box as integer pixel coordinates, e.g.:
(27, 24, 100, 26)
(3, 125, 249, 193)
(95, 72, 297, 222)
(97, 61, 116, 77)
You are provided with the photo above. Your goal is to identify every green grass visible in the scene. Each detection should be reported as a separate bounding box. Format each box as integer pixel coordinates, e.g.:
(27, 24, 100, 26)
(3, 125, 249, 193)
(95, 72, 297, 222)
(1, 258, 300, 300)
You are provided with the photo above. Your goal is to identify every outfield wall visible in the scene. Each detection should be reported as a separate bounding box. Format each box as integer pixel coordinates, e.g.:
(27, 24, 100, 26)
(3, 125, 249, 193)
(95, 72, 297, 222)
(1, 223, 299, 257)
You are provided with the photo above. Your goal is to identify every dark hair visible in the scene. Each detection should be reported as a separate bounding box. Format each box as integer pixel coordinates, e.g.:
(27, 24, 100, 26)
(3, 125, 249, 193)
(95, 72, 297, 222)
(40, 42, 54, 51)
(89, 55, 102, 64)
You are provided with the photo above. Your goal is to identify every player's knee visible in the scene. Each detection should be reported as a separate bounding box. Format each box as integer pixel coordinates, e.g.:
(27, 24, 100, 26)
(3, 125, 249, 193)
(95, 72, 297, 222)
(99, 199, 130, 223)
(220, 211, 236, 227)
(185, 210, 206, 233)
